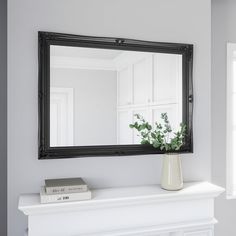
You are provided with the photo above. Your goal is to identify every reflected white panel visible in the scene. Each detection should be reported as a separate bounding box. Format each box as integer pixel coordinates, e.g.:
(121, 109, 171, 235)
(226, 43, 236, 197)
(233, 61, 236, 92)
(133, 56, 152, 105)
(233, 93, 236, 126)
(153, 54, 182, 104)
(232, 130, 236, 189)
(118, 67, 132, 106)
(117, 110, 132, 144)
(50, 102, 59, 146)
(50, 88, 74, 147)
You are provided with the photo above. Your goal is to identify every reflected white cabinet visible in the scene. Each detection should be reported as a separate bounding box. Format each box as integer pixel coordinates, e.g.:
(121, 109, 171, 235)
(153, 54, 182, 104)
(19, 182, 224, 236)
(117, 66, 133, 106)
(133, 55, 152, 105)
(117, 109, 133, 144)
(117, 52, 182, 144)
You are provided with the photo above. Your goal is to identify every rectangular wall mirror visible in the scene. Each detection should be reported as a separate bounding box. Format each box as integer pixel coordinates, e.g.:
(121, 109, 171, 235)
(39, 32, 193, 159)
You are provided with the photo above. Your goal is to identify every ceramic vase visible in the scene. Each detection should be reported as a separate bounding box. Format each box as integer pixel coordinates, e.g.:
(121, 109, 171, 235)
(161, 153, 183, 191)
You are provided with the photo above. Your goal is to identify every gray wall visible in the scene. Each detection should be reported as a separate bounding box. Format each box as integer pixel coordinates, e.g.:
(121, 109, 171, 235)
(8, 0, 211, 235)
(212, 0, 236, 235)
(51, 68, 117, 146)
(0, 0, 7, 235)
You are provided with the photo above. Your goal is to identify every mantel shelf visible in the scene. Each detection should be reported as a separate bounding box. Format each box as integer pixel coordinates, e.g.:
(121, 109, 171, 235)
(19, 181, 224, 216)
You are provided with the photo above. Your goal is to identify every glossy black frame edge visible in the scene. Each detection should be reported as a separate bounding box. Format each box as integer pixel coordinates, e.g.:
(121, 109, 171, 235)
(38, 31, 193, 159)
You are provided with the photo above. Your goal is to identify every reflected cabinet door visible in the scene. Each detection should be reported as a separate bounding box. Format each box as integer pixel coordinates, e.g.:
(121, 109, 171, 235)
(117, 109, 133, 144)
(116, 52, 183, 145)
(133, 55, 152, 105)
(118, 66, 133, 106)
(153, 53, 182, 105)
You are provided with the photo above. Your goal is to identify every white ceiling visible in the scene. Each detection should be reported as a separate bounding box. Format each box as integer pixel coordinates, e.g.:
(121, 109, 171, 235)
(51, 45, 122, 60)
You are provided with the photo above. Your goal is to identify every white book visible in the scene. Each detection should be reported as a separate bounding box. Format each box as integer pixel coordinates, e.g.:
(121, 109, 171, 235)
(45, 177, 88, 194)
(40, 186, 92, 204)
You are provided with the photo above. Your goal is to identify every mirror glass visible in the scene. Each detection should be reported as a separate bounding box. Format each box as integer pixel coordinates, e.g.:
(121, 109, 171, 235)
(50, 45, 183, 147)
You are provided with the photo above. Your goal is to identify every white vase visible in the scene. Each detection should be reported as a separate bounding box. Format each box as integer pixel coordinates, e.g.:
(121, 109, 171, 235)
(161, 153, 183, 191)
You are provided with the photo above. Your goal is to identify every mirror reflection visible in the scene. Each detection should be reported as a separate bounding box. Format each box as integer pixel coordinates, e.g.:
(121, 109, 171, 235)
(50, 45, 182, 147)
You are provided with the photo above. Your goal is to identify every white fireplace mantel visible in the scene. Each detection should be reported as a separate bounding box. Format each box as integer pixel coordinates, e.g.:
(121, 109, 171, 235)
(18, 182, 224, 236)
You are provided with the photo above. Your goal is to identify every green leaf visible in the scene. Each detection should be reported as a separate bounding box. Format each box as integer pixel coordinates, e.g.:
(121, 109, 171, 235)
(141, 140, 150, 145)
(147, 124, 152, 130)
(151, 133, 156, 139)
(129, 112, 187, 152)
(153, 141, 159, 148)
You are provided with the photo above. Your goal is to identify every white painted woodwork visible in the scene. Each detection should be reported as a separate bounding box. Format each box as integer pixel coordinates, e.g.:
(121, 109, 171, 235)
(153, 54, 182, 104)
(116, 52, 182, 144)
(117, 66, 133, 106)
(19, 182, 224, 236)
(114, 51, 152, 71)
(226, 43, 236, 198)
(133, 56, 152, 105)
(50, 88, 74, 146)
(183, 229, 213, 236)
(117, 109, 133, 144)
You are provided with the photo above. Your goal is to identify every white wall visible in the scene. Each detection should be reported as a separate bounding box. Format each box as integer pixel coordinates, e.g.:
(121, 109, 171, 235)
(8, 0, 211, 235)
(51, 68, 117, 146)
(212, 0, 236, 235)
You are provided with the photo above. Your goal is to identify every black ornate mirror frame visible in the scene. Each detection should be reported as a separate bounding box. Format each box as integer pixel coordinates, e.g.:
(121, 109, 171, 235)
(38, 31, 193, 159)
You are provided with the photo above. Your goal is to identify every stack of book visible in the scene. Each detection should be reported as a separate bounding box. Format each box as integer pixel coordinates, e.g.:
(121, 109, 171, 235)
(40, 177, 92, 204)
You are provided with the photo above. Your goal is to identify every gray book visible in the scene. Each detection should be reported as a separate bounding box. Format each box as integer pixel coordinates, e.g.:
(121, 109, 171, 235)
(45, 178, 88, 194)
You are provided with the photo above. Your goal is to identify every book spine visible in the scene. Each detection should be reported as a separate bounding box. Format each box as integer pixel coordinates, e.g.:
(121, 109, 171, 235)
(40, 191, 92, 204)
(45, 185, 88, 194)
